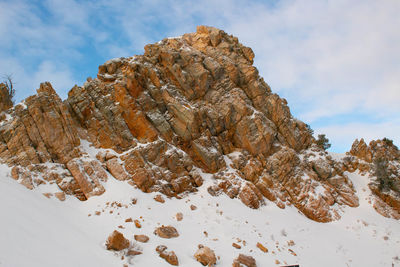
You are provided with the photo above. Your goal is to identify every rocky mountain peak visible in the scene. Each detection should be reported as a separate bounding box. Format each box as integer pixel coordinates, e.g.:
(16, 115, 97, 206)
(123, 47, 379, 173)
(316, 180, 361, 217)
(0, 26, 398, 223)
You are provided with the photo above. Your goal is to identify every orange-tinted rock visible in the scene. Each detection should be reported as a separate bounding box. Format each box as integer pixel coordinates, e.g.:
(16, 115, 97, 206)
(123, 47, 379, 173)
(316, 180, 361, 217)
(134, 220, 142, 228)
(156, 245, 179, 266)
(232, 243, 241, 249)
(106, 230, 130, 251)
(66, 158, 106, 199)
(233, 254, 256, 267)
(134, 234, 149, 243)
(0, 26, 378, 224)
(154, 226, 179, 238)
(194, 245, 217, 266)
(175, 212, 183, 221)
(256, 242, 268, 253)
(54, 192, 66, 201)
(154, 194, 165, 203)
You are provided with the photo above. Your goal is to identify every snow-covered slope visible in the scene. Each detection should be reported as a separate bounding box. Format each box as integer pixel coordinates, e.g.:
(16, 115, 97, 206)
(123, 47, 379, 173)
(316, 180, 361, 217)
(1, 152, 399, 267)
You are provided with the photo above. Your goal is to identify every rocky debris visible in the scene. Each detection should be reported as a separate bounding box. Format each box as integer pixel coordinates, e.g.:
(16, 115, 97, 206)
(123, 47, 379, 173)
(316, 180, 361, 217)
(190, 204, 197, 210)
(256, 242, 268, 253)
(134, 220, 142, 228)
(126, 250, 142, 256)
(106, 230, 130, 251)
(232, 243, 241, 249)
(194, 245, 217, 266)
(175, 212, 183, 221)
(134, 234, 149, 243)
(66, 158, 107, 199)
(125, 218, 133, 222)
(154, 225, 179, 238)
(154, 194, 165, 203)
(54, 192, 66, 201)
(156, 245, 179, 266)
(232, 254, 256, 267)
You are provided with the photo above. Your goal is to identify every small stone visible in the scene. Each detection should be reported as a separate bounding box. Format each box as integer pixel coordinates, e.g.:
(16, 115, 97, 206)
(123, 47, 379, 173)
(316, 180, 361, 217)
(134, 234, 149, 243)
(288, 248, 297, 256)
(54, 192, 66, 201)
(154, 226, 179, 238)
(190, 204, 197, 210)
(127, 250, 142, 256)
(232, 243, 241, 249)
(42, 193, 52, 198)
(106, 230, 130, 251)
(194, 245, 217, 266)
(234, 254, 256, 267)
(154, 194, 165, 203)
(125, 217, 133, 222)
(134, 219, 142, 228)
(176, 212, 183, 221)
(95, 211, 101, 216)
(156, 245, 179, 266)
(256, 242, 268, 253)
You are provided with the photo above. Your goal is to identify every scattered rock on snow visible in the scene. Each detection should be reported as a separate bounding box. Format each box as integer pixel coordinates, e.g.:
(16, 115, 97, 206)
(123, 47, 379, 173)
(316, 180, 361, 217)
(134, 219, 142, 228)
(175, 212, 183, 221)
(194, 244, 217, 266)
(233, 254, 256, 267)
(154, 194, 165, 203)
(106, 230, 130, 251)
(256, 242, 268, 253)
(154, 225, 179, 238)
(156, 245, 179, 266)
(134, 234, 149, 243)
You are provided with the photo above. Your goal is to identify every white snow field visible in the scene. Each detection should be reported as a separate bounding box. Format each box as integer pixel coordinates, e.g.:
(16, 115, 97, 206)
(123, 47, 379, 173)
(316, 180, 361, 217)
(1, 152, 399, 267)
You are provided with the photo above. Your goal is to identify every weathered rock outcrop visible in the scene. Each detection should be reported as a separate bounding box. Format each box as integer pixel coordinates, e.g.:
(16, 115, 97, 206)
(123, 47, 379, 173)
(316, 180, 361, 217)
(0, 26, 367, 222)
(345, 138, 400, 219)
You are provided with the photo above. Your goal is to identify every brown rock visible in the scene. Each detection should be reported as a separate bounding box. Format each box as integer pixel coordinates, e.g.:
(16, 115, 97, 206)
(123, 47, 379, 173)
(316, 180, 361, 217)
(256, 242, 268, 253)
(232, 243, 241, 249)
(66, 158, 106, 199)
(194, 245, 217, 266)
(0, 26, 371, 224)
(155, 226, 179, 238)
(154, 194, 165, 203)
(156, 245, 179, 266)
(134, 220, 142, 228)
(134, 234, 149, 243)
(125, 218, 133, 222)
(106, 230, 130, 251)
(126, 250, 142, 256)
(190, 204, 197, 210)
(233, 254, 256, 267)
(175, 212, 183, 221)
(54, 192, 66, 201)
(106, 157, 130, 180)
(239, 183, 264, 209)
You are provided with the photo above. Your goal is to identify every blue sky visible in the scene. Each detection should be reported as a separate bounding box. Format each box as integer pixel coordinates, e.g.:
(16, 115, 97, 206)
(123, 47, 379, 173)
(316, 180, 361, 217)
(1, 0, 399, 152)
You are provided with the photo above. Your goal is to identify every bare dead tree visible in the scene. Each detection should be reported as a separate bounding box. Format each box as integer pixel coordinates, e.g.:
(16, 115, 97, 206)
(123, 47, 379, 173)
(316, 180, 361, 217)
(0, 74, 15, 111)
(3, 74, 15, 104)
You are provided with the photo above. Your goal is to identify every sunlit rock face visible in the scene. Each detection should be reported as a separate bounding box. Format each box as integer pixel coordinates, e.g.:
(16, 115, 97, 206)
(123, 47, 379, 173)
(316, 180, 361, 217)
(0, 25, 374, 223)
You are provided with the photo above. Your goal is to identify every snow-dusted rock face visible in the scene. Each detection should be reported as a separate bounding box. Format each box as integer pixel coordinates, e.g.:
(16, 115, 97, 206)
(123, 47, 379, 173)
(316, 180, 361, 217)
(345, 138, 400, 219)
(0, 25, 376, 223)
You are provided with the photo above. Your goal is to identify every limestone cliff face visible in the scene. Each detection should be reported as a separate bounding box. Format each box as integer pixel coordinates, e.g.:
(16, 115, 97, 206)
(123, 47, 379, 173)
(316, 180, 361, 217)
(0, 26, 364, 222)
